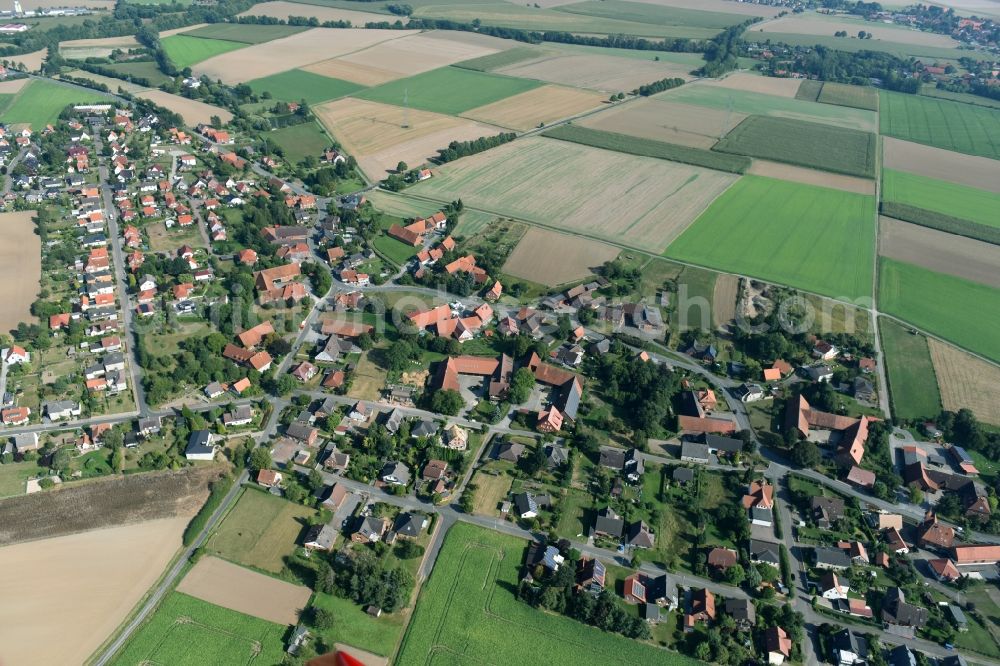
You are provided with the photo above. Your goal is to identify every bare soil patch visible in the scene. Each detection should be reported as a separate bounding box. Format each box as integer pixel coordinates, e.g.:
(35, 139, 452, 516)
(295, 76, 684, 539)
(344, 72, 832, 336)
(704, 72, 802, 98)
(10, 48, 46, 72)
(748, 159, 875, 194)
(758, 15, 961, 48)
(878, 216, 1000, 289)
(713, 274, 738, 327)
(335, 32, 502, 80)
(0, 466, 221, 546)
(502, 227, 619, 286)
(498, 53, 693, 92)
(313, 97, 501, 178)
(194, 28, 415, 83)
(929, 338, 1000, 425)
(462, 84, 605, 131)
(177, 556, 311, 625)
(578, 97, 745, 148)
(0, 517, 187, 666)
(0, 211, 39, 332)
(239, 1, 393, 25)
(0, 78, 28, 94)
(883, 137, 1000, 193)
(137, 89, 233, 126)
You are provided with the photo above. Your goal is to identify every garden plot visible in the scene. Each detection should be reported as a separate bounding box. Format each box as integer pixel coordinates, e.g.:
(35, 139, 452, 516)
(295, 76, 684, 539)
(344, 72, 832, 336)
(178, 556, 311, 625)
(462, 84, 605, 131)
(502, 228, 619, 286)
(408, 136, 738, 252)
(578, 97, 745, 148)
(497, 53, 693, 92)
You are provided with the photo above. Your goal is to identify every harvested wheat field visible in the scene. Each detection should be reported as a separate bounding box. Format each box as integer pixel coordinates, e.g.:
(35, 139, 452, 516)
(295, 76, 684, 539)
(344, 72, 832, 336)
(578, 97, 745, 148)
(60, 34, 139, 59)
(0, 78, 28, 94)
(333, 32, 505, 81)
(502, 227, 619, 286)
(713, 274, 739, 327)
(498, 54, 693, 93)
(137, 89, 233, 126)
(314, 97, 501, 177)
(929, 339, 1000, 425)
(177, 556, 311, 625)
(409, 137, 738, 252)
(160, 23, 208, 38)
(463, 85, 605, 131)
(0, 211, 39, 332)
(878, 216, 1000, 289)
(10, 48, 46, 72)
(239, 1, 394, 25)
(61, 69, 147, 94)
(0, 466, 220, 546)
(748, 160, 875, 194)
(704, 72, 803, 98)
(303, 58, 400, 87)
(757, 16, 961, 48)
(0, 517, 187, 666)
(194, 28, 415, 83)
(883, 137, 1000, 193)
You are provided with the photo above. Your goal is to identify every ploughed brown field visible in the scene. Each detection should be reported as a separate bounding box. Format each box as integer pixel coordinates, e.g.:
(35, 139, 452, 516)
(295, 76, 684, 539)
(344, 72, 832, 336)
(929, 338, 1000, 425)
(882, 137, 1000, 193)
(501, 227, 620, 286)
(878, 216, 1000, 289)
(748, 160, 876, 194)
(0, 211, 40, 332)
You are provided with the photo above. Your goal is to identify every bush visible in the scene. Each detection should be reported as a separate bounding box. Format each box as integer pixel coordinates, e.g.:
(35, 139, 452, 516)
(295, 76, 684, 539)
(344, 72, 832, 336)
(182, 474, 234, 546)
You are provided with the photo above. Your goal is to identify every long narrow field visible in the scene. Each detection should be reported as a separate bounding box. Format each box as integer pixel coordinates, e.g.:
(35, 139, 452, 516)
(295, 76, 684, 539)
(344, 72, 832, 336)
(880, 318, 942, 422)
(407, 136, 739, 252)
(881, 169, 1000, 228)
(879, 91, 1000, 160)
(665, 176, 876, 299)
(879, 258, 1000, 364)
(247, 68, 365, 104)
(0, 211, 39, 331)
(502, 227, 620, 286)
(747, 161, 875, 194)
(496, 52, 693, 92)
(882, 137, 1000, 193)
(0, 79, 108, 127)
(179, 22, 308, 43)
(356, 66, 542, 115)
(703, 71, 802, 98)
(239, 0, 393, 25)
(578, 97, 746, 149)
(109, 592, 287, 666)
(553, 0, 747, 30)
(878, 217, 1000, 289)
(756, 15, 961, 48)
(137, 89, 233, 126)
(395, 522, 699, 666)
(657, 83, 878, 132)
(929, 339, 1000, 426)
(461, 84, 605, 131)
(0, 518, 188, 666)
(161, 34, 246, 69)
(713, 115, 876, 177)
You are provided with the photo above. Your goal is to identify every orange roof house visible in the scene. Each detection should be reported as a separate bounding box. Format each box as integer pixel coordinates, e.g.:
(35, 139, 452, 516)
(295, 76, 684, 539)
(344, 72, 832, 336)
(742, 480, 774, 510)
(237, 321, 275, 348)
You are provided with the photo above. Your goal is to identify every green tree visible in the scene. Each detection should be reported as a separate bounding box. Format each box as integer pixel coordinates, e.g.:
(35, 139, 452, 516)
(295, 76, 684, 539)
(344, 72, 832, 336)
(507, 367, 535, 404)
(430, 390, 464, 416)
(310, 607, 335, 630)
(249, 446, 272, 472)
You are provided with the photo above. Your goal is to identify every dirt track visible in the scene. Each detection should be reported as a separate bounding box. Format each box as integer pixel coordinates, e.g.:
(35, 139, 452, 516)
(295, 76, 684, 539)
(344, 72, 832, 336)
(178, 556, 311, 625)
(878, 216, 1000, 289)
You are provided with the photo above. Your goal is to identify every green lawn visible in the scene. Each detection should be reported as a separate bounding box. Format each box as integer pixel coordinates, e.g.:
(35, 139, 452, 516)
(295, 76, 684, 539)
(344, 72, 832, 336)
(1, 79, 108, 127)
(714, 115, 876, 178)
(372, 233, 417, 267)
(248, 69, 365, 105)
(879, 90, 1000, 160)
(0, 460, 47, 498)
(554, 0, 744, 29)
(665, 176, 876, 299)
(181, 23, 308, 44)
(161, 34, 246, 69)
(879, 258, 1000, 364)
(206, 488, 315, 572)
(312, 592, 406, 656)
(881, 169, 1000, 229)
(879, 318, 942, 422)
(109, 593, 286, 666)
(658, 83, 878, 132)
(105, 60, 174, 86)
(356, 66, 542, 115)
(261, 121, 331, 165)
(669, 265, 716, 332)
(395, 522, 699, 666)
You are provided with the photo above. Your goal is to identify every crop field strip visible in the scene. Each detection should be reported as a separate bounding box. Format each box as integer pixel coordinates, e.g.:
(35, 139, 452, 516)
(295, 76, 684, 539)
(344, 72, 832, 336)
(453, 45, 551, 72)
(879, 90, 1000, 160)
(356, 66, 543, 115)
(496, 53, 694, 92)
(881, 169, 1000, 229)
(879, 258, 1000, 364)
(712, 115, 876, 178)
(247, 68, 366, 104)
(460, 85, 606, 132)
(180, 22, 309, 44)
(552, 0, 747, 30)
(161, 34, 246, 69)
(703, 72, 802, 98)
(816, 82, 879, 110)
(879, 318, 942, 422)
(878, 217, 1000, 290)
(544, 124, 750, 174)
(882, 137, 1000, 193)
(929, 338, 1000, 426)
(395, 522, 699, 665)
(665, 175, 876, 300)
(577, 97, 746, 149)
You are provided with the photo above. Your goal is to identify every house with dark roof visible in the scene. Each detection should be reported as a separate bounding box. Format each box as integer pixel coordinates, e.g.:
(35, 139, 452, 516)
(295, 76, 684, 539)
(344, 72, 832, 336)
(812, 496, 846, 528)
(814, 546, 851, 570)
(724, 598, 756, 629)
(576, 557, 606, 595)
(626, 521, 654, 548)
(881, 587, 928, 635)
(393, 512, 427, 539)
(750, 539, 781, 567)
(593, 506, 624, 539)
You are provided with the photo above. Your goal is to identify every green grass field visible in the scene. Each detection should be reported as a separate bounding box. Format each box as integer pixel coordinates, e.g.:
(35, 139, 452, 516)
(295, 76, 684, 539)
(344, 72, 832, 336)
(261, 121, 331, 165)
(817, 82, 879, 111)
(0, 79, 108, 127)
(206, 488, 315, 572)
(312, 592, 406, 657)
(880, 318, 942, 422)
(879, 90, 1000, 160)
(795, 79, 822, 102)
(105, 60, 174, 86)
(666, 176, 876, 299)
(545, 124, 750, 173)
(161, 34, 246, 69)
(373, 233, 417, 266)
(0, 93, 14, 117)
(181, 23, 307, 44)
(554, 0, 743, 28)
(356, 65, 542, 115)
(749, 31, 966, 61)
(881, 169, 1000, 229)
(110, 593, 286, 666)
(669, 265, 716, 331)
(395, 522, 699, 666)
(454, 45, 550, 71)
(879, 258, 1000, 364)
(248, 69, 364, 104)
(659, 84, 878, 132)
(714, 115, 876, 177)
